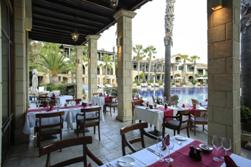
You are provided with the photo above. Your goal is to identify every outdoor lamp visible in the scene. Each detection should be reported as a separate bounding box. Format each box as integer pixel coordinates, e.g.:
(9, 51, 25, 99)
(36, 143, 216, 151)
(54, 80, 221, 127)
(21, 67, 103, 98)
(110, 0, 118, 8)
(211, 0, 224, 11)
(71, 31, 79, 42)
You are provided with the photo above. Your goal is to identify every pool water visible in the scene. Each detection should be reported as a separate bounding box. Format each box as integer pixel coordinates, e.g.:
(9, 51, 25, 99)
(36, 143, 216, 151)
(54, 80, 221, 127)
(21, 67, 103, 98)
(137, 87, 208, 105)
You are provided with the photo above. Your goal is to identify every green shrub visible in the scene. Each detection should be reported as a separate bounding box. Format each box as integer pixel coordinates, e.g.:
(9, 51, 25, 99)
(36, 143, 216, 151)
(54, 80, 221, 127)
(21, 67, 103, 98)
(241, 106, 251, 121)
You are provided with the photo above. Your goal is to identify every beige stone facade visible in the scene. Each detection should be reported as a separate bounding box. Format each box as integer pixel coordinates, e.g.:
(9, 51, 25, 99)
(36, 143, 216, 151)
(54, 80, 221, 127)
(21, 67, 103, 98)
(132, 55, 208, 87)
(207, 0, 241, 153)
(14, 0, 29, 143)
(114, 9, 136, 122)
(87, 35, 100, 100)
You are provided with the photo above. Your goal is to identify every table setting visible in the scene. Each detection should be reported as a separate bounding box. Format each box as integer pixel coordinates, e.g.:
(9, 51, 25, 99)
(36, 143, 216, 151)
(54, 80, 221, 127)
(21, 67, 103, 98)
(101, 135, 251, 167)
(23, 96, 105, 135)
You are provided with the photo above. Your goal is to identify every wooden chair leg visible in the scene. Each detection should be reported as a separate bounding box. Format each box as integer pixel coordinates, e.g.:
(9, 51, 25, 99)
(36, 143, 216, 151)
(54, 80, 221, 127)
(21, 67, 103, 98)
(203, 124, 205, 131)
(94, 126, 96, 134)
(60, 132, 62, 152)
(98, 125, 101, 141)
(162, 126, 165, 138)
(110, 105, 112, 116)
(177, 130, 180, 134)
(174, 130, 176, 136)
(187, 127, 190, 138)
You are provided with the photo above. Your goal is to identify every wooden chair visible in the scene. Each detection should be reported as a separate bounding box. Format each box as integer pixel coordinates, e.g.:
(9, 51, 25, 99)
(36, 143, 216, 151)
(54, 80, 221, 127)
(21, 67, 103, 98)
(104, 96, 118, 116)
(190, 109, 208, 135)
(76, 106, 101, 141)
(120, 122, 158, 156)
(35, 111, 64, 148)
(131, 99, 144, 124)
(39, 136, 103, 167)
(162, 110, 191, 138)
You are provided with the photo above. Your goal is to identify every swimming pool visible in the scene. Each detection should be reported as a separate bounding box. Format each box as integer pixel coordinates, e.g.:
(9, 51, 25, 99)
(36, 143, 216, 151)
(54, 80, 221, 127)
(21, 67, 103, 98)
(137, 87, 208, 105)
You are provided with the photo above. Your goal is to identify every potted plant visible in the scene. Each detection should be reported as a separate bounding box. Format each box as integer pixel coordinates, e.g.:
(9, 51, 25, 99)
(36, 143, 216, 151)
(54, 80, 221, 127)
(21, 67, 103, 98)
(241, 106, 251, 132)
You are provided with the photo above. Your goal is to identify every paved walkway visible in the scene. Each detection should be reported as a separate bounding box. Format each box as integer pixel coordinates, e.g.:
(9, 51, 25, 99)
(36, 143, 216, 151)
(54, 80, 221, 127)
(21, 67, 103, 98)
(4, 111, 250, 167)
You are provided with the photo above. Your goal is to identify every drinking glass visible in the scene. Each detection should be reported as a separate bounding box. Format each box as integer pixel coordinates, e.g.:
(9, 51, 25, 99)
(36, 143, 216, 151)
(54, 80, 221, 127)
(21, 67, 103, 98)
(222, 137, 231, 156)
(156, 137, 164, 161)
(164, 138, 174, 164)
(212, 135, 223, 162)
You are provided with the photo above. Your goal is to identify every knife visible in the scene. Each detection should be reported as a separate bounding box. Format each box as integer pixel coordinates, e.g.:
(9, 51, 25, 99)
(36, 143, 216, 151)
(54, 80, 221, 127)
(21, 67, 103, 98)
(146, 148, 160, 156)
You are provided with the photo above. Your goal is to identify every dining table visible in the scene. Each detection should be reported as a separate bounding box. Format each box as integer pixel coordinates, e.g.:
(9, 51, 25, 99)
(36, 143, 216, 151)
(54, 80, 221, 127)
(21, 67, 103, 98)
(133, 105, 207, 132)
(101, 135, 251, 167)
(23, 104, 104, 135)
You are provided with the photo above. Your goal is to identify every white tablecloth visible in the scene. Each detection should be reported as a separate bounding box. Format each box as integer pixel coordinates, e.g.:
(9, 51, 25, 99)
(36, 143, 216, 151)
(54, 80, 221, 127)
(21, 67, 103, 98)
(59, 95, 73, 106)
(23, 105, 100, 135)
(100, 136, 251, 167)
(91, 96, 105, 121)
(134, 106, 164, 131)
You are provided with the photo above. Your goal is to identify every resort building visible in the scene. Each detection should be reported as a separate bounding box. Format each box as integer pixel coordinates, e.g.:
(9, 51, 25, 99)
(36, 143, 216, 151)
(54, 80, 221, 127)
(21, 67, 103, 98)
(132, 54, 208, 87)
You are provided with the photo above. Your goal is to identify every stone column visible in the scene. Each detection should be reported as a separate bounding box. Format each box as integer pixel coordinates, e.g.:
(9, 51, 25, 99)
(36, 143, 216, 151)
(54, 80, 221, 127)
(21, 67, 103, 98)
(87, 35, 99, 100)
(207, 0, 241, 153)
(14, 0, 29, 143)
(114, 10, 136, 121)
(76, 46, 83, 99)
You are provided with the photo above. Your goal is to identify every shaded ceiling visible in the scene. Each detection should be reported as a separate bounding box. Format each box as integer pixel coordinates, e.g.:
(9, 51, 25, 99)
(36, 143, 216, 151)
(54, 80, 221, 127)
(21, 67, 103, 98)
(29, 0, 151, 45)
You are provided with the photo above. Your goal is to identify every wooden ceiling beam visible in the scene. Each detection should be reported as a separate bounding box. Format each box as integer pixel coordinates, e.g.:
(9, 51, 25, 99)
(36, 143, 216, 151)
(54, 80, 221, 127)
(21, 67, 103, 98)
(33, 6, 105, 27)
(33, 14, 97, 32)
(55, 0, 114, 16)
(34, 0, 111, 22)
(32, 25, 74, 34)
(33, 20, 90, 35)
(29, 33, 84, 45)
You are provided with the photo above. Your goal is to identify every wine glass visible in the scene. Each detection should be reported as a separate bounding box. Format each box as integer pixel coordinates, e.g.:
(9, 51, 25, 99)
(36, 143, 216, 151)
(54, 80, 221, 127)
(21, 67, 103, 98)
(156, 137, 164, 161)
(164, 138, 174, 164)
(212, 135, 223, 162)
(222, 137, 231, 156)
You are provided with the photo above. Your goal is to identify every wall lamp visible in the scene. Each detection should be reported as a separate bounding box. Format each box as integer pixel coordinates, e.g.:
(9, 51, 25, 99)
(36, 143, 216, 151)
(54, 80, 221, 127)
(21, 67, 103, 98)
(211, 0, 224, 11)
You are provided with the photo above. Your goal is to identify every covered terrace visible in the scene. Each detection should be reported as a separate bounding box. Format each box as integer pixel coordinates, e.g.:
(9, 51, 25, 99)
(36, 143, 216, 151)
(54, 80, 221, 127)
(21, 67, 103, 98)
(0, 0, 247, 166)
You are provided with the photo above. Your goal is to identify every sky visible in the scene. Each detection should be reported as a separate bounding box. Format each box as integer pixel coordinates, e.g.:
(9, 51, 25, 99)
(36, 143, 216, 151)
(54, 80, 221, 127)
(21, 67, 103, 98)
(98, 0, 207, 63)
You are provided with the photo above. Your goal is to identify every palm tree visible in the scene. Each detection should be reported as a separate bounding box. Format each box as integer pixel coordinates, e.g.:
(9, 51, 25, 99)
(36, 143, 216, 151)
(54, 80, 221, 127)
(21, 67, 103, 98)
(190, 55, 200, 83)
(164, 0, 175, 100)
(144, 45, 157, 83)
(28, 41, 43, 70)
(102, 54, 113, 85)
(133, 44, 145, 83)
(179, 54, 190, 85)
(38, 43, 68, 84)
(241, 0, 251, 108)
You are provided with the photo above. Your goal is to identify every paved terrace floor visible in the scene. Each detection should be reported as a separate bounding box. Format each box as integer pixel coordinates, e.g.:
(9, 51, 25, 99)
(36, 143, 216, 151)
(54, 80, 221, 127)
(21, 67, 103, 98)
(4, 110, 251, 167)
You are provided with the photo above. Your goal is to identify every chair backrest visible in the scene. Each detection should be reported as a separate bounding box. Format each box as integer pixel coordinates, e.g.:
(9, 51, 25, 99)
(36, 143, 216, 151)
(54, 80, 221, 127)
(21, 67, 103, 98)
(36, 111, 64, 130)
(39, 136, 103, 167)
(176, 110, 191, 126)
(120, 122, 148, 155)
(191, 109, 207, 118)
(81, 106, 101, 122)
(131, 99, 144, 112)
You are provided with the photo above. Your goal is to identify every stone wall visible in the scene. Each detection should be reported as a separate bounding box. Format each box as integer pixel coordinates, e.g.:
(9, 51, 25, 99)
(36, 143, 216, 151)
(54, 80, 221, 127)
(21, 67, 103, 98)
(14, 0, 29, 143)
(207, 0, 241, 153)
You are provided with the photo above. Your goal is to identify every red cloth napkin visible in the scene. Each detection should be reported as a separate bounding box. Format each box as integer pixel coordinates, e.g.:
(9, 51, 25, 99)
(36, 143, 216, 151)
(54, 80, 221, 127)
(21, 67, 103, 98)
(148, 140, 229, 167)
(158, 107, 173, 118)
(105, 96, 112, 103)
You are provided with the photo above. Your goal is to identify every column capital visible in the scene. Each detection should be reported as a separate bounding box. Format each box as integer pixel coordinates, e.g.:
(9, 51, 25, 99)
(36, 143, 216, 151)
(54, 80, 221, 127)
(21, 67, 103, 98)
(114, 9, 136, 20)
(86, 35, 100, 41)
